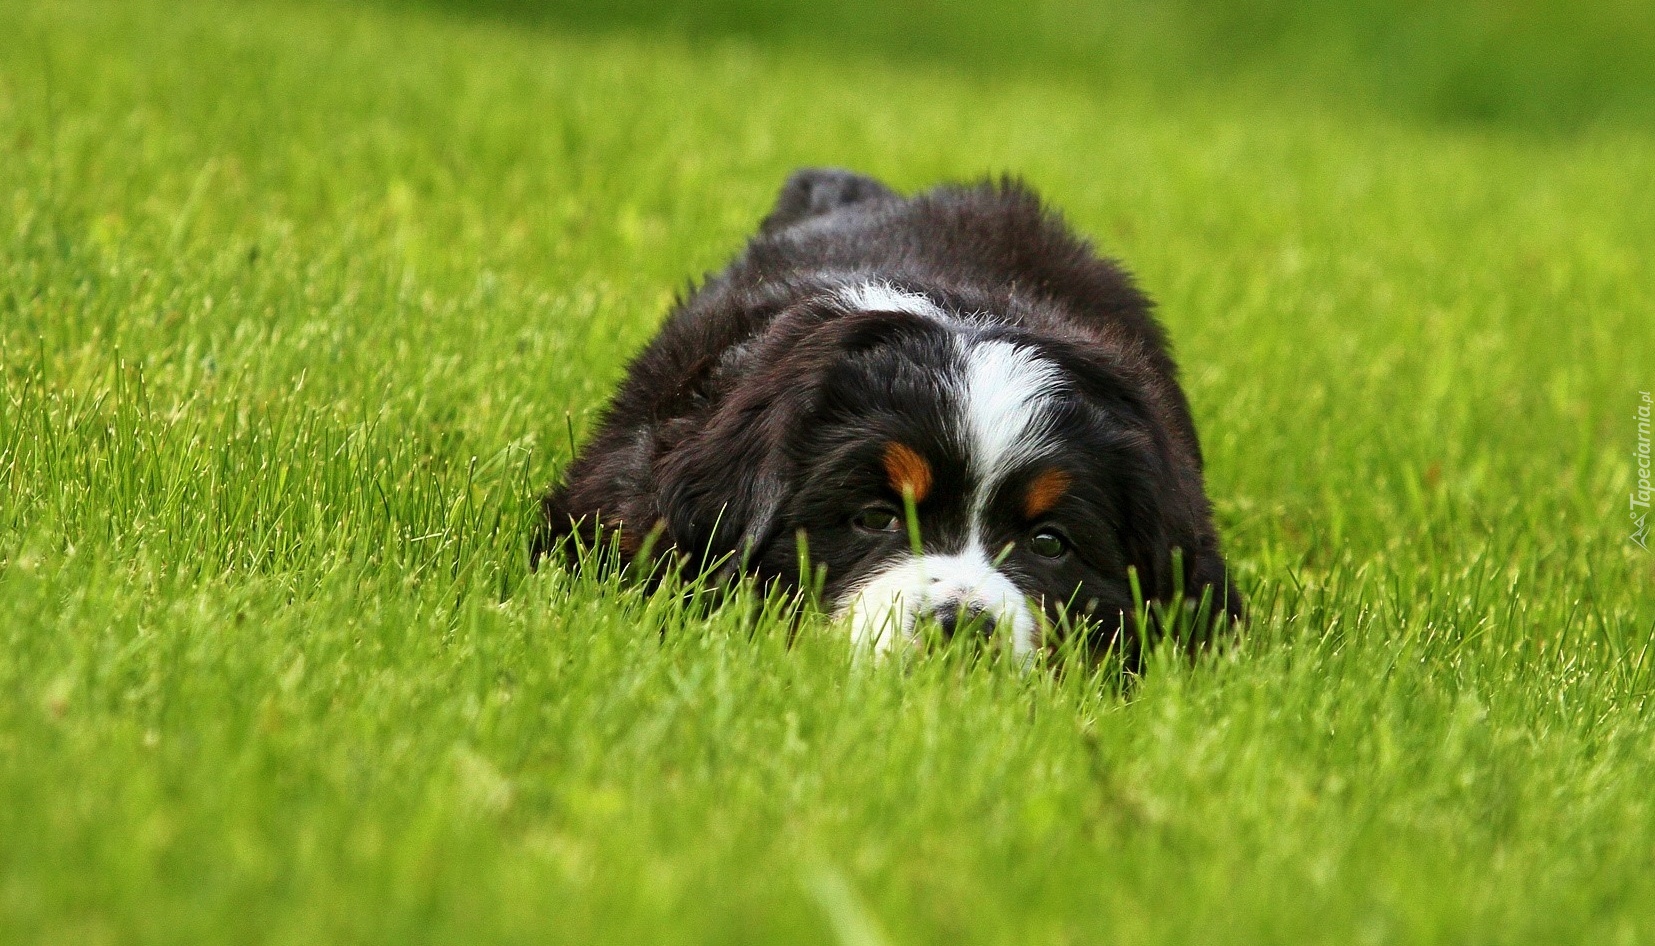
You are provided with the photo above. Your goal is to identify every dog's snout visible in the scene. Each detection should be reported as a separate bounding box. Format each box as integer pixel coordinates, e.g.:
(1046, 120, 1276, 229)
(932, 601, 995, 639)
(840, 549, 1038, 655)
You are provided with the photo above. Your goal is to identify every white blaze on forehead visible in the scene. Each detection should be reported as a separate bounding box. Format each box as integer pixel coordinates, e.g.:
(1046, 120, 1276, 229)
(837, 280, 946, 320)
(836, 548, 1039, 657)
(827, 316, 1061, 660)
(958, 339, 1064, 525)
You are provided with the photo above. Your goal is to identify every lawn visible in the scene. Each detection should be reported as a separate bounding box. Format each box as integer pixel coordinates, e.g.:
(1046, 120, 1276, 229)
(2, 0, 1653, 942)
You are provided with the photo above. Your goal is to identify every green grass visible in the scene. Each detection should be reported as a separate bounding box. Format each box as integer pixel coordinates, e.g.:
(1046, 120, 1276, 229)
(423, 0, 1655, 130)
(3, 0, 1654, 942)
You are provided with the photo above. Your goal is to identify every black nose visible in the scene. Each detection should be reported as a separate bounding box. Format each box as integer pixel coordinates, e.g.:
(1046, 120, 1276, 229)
(933, 603, 995, 639)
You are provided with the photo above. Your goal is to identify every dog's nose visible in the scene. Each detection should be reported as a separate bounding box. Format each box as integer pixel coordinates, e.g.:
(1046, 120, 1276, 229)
(932, 602, 995, 639)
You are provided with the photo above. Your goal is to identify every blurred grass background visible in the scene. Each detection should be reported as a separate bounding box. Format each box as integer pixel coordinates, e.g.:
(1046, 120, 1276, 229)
(2, 0, 1653, 943)
(403, 0, 1655, 129)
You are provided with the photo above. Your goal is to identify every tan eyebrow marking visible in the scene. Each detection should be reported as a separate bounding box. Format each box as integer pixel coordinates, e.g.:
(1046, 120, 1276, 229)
(882, 442, 933, 504)
(1023, 468, 1072, 519)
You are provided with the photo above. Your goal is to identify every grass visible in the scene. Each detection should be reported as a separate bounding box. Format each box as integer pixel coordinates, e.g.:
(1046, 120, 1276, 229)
(412, 0, 1655, 129)
(2, 0, 1654, 942)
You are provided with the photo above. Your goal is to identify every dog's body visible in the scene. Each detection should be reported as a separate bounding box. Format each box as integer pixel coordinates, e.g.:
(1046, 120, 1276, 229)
(536, 169, 1241, 657)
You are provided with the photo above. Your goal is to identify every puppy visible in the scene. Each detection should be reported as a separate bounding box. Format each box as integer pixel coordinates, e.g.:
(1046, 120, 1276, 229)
(534, 169, 1242, 659)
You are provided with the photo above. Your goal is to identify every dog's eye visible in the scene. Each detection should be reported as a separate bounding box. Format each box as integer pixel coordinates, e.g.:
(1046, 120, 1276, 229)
(1028, 528, 1069, 559)
(852, 507, 903, 534)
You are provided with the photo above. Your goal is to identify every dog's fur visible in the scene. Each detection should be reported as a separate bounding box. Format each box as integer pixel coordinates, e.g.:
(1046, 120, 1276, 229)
(534, 169, 1241, 658)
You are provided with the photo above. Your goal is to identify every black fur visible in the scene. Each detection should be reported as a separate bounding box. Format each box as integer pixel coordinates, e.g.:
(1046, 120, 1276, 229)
(535, 169, 1242, 655)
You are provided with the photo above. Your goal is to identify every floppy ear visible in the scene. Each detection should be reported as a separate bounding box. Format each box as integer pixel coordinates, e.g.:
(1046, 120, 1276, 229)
(653, 383, 799, 582)
(1052, 342, 1243, 638)
(652, 311, 832, 583)
(1124, 445, 1244, 637)
(529, 484, 576, 570)
(653, 305, 939, 583)
(1102, 443, 1240, 653)
(1186, 531, 1244, 630)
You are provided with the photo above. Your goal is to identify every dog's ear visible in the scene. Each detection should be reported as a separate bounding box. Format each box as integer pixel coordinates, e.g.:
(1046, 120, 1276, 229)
(529, 485, 576, 571)
(653, 306, 935, 582)
(651, 313, 813, 580)
(1185, 531, 1244, 630)
(1053, 343, 1242, 639)
(1121, 445, 1243, 638)
(1106, 442, 1241, 649)
(530, 476, 646, 577)
(653, 390, 797, 582)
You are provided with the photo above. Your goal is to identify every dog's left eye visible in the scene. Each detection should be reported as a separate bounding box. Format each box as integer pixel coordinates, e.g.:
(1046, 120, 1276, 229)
(852, 507, 903, 534)
(1028, 528, 1069, 559)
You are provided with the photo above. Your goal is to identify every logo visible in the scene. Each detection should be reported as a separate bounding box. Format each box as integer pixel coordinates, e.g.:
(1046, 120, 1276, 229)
(1633, 390, 1652, 550)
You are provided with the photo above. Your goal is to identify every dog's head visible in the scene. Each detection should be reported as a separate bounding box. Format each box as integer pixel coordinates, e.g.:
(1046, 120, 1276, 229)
(655, 281, 1240, 658)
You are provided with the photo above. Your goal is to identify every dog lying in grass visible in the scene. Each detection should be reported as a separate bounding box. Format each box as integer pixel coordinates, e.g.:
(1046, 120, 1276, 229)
(534, 169, 1241, 659)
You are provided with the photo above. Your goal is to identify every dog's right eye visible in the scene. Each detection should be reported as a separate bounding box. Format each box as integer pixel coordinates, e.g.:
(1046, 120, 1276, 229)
(1027, 528, 1070, 559)
(852, 507, 903, 534)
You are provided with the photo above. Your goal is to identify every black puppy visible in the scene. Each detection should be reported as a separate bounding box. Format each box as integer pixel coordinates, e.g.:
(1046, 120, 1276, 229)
(535, 169, 1241, 658)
